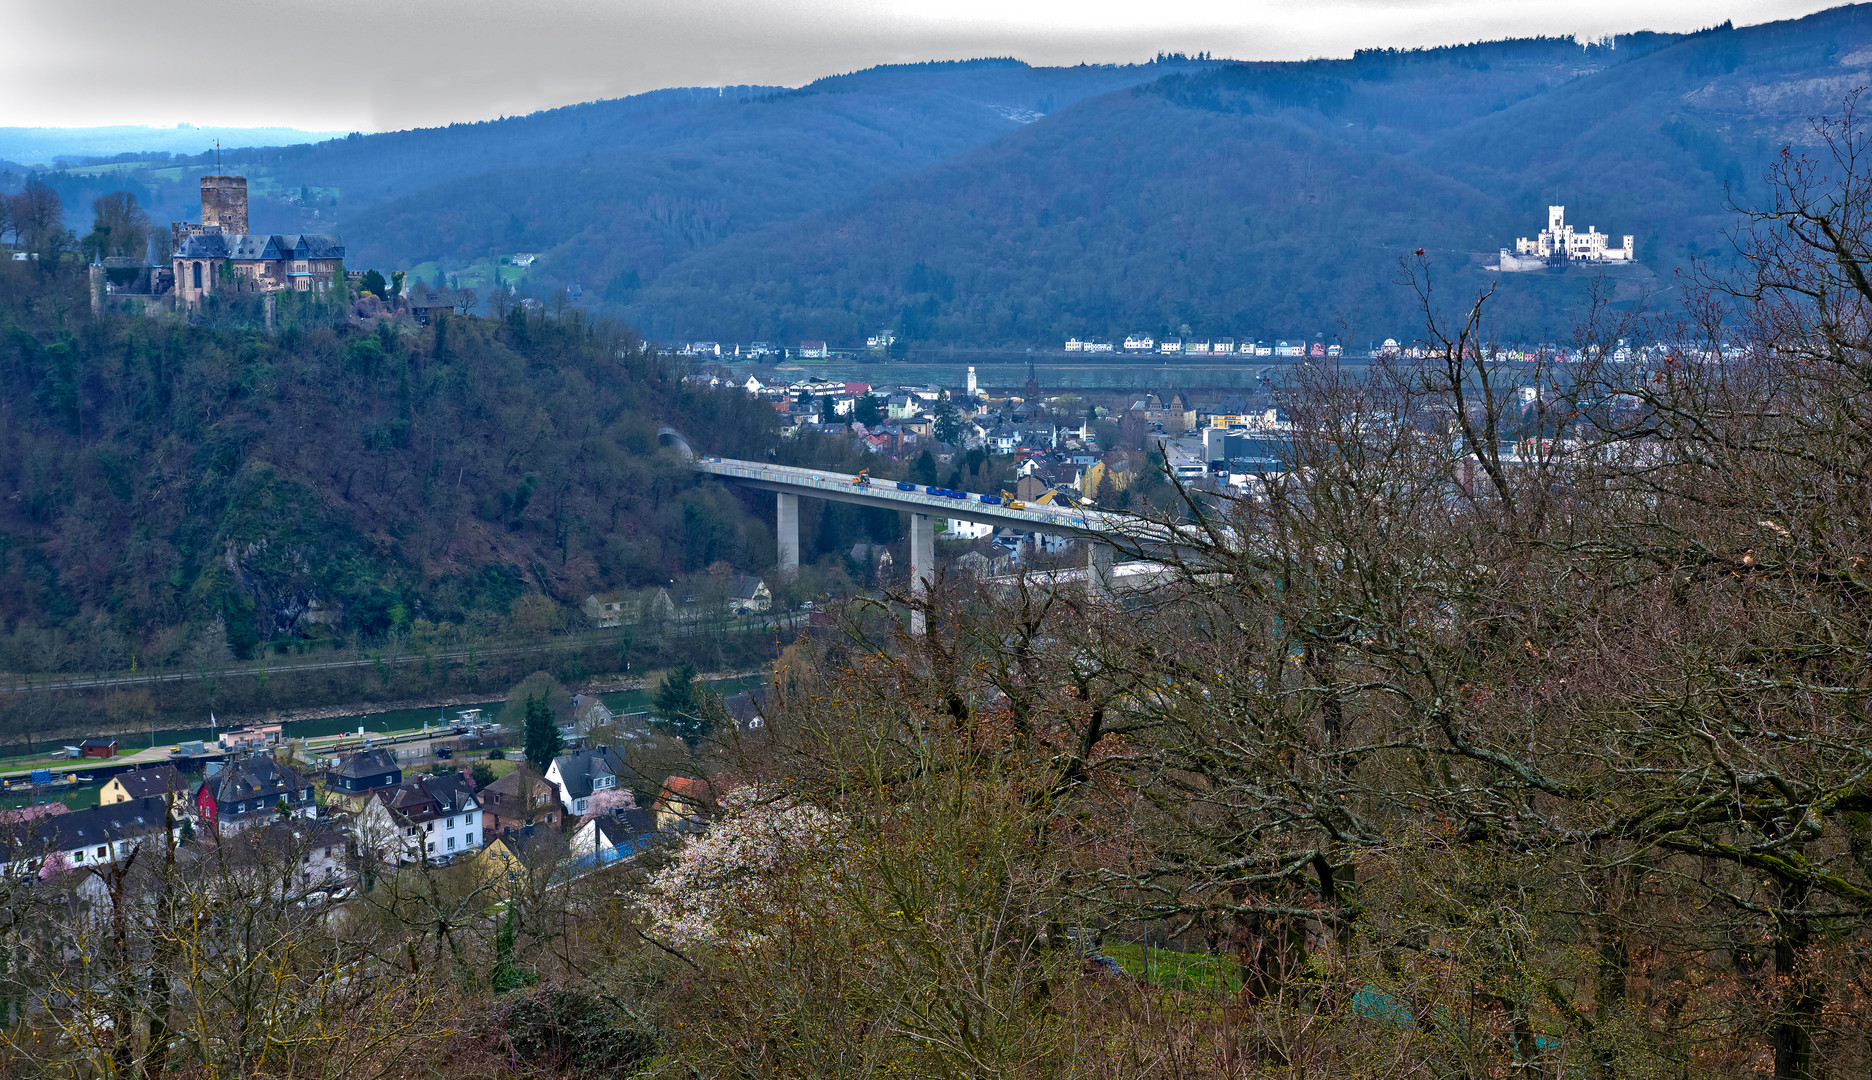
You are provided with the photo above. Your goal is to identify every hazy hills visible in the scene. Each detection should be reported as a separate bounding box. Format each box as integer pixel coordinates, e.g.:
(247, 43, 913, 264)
(630, 8, 1872, 344)
(0, 125, 345, 167)
(14, 8, 1872, 345)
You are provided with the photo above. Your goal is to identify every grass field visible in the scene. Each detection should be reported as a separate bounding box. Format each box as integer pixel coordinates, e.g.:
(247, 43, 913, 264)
(1103, 943, 1244, 994)
(447, 261, 528, 291)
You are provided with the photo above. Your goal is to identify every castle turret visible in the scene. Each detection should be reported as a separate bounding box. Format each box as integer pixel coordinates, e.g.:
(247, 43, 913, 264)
(199, 175, 248, 234)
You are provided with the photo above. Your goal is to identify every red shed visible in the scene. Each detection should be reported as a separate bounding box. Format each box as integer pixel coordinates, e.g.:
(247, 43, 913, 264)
(79, 738, 117, 759)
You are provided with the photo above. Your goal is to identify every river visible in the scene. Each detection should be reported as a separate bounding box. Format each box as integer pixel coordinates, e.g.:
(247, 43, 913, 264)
(726, 354, 1330, 392)
(0, 675, 762, 809)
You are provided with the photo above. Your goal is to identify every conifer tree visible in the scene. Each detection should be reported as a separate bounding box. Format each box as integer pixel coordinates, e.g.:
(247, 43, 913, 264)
(523, 693, 562, 771)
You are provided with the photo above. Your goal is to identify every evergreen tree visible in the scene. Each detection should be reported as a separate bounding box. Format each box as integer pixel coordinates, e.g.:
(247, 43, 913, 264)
(933, 391, 963, 445)
(523, 692, 563, 771)
(651, 660, 710, 745)
(910, 449, 939, 487)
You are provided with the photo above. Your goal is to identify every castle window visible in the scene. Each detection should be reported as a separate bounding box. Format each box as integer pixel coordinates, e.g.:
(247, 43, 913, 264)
(192, 262, 202, 289)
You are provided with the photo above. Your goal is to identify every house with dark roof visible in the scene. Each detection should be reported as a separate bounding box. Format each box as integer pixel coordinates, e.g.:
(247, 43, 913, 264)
(544, 747, 636, 817)
(475, 824, 569, 897)
(569, 808, 659, 869)
(100, 763, 188, 812)
(218, 820, 353, 899)
(479, 766, 562, 837)
(723, 691, 766, 731)
(193, 756, 316, 836)
(0, 796, 179, 879)
(328, 749, 402, 795)
(353, 771, 482, 865)
(729, 574, 771, 614)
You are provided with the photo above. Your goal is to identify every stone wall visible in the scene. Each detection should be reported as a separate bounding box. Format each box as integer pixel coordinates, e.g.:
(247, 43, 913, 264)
(199, 175, 248, 234)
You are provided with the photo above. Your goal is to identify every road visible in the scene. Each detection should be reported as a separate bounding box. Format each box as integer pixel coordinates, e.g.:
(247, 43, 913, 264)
(698, 457, 1120, 536)
(697, 456, 1233, 554)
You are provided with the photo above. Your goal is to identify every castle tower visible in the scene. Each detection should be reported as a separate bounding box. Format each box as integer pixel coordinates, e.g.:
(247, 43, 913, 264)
(200, 175, 248, 234)
(966, 365, 978, 396)
(1548, 205, 1565, 233)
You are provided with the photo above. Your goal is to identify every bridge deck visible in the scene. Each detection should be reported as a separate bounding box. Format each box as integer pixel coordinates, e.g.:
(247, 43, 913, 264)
(697, 457, 1118, 537)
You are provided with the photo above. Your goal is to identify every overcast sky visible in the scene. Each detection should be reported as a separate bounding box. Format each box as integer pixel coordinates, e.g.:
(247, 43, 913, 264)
(3, 0, 1843, 133)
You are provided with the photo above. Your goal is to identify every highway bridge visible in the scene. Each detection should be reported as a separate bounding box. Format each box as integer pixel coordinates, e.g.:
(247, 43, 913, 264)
(696, 457, 1140, 631)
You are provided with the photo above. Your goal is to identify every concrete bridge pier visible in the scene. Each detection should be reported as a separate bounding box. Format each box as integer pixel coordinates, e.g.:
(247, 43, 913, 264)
(776, 492, 799, 579)
(909, 512, 935, 635)
(1087, 541, 1115, 601)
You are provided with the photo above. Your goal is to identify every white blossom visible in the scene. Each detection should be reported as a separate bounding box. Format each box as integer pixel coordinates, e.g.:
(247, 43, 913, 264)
(641, 786, 842, 949)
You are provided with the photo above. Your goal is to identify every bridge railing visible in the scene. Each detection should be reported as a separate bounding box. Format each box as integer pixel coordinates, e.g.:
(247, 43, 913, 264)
(699, 459, 1101, 531)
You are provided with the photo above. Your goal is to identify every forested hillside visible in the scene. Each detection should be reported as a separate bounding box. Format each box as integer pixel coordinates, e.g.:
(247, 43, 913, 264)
(16, 11, 1872, 345)
(0, 260, 787, 682)
(630, 7, 1872, 344)
(3, 59, 1216, 321)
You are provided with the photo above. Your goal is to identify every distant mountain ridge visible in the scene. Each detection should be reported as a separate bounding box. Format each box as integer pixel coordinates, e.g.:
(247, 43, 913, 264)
(12, 9, 1872, 344)
(627, 9, 1872, 345)
(0, 125, 346, 165)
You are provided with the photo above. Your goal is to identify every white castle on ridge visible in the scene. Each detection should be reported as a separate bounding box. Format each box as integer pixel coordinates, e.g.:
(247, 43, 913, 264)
(1499, 205, 1635, 271)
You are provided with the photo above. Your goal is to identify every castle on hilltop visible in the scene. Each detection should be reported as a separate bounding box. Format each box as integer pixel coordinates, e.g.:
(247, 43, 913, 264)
(170, 174, 345, 307)
(1498, 206, 1635, 272)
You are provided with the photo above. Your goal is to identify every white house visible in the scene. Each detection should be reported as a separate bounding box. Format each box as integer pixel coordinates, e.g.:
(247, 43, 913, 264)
(1123, 334, 1155, 352)
(729, 574, 771, 614)
(568, 808, 659, 869)
(353, 773, 482, 865)
(0, 796, 180, 879)
(545, 747, 633, 817)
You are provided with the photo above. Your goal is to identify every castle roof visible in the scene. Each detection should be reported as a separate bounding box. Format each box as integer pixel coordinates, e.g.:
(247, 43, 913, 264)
(175, 232, 344, 261)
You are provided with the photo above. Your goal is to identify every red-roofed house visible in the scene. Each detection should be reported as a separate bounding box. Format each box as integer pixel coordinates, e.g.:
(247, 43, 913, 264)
(651, 775, 719, 831)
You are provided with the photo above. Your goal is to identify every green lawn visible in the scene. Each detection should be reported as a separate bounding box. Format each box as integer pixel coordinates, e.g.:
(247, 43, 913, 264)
(448, 261, 528, 291)
(0, 747, 87, 772)
(67, 161, 149, 176)
(1103, 943, 1244, 994)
